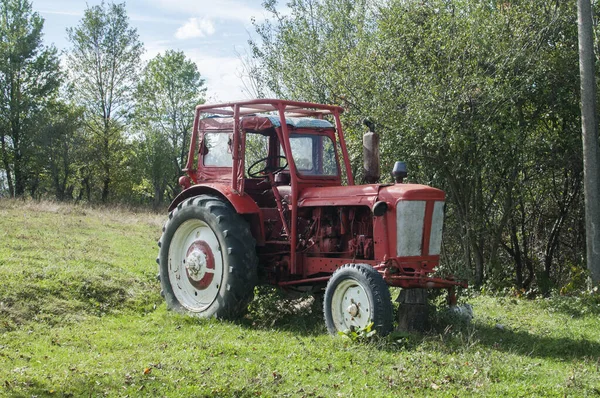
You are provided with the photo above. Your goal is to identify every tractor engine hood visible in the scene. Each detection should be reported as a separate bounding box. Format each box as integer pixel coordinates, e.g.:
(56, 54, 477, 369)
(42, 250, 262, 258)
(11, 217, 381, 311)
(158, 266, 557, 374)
(297, 183, 445, 208)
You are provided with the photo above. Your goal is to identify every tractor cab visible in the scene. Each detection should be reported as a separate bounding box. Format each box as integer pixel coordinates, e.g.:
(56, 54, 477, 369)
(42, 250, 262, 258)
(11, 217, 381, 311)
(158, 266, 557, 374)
(178, 101, 351, 197)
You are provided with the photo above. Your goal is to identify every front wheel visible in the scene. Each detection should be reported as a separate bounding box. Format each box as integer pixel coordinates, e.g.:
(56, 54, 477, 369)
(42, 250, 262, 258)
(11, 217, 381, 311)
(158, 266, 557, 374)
(157, 195, 258, 319)
(323, 263, 393, 336)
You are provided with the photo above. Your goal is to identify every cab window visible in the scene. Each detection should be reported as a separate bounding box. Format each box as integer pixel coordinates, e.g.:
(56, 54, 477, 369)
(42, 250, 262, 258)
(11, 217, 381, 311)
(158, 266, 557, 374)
(288, 134, 338, 177)
(204, 132, 233, 167)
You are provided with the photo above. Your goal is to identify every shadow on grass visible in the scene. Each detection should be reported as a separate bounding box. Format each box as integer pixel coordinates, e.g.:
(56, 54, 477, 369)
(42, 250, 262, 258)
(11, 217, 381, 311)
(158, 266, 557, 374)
(2, 376, 261, 398)
(237, 286, 326, 336)
(181, 286, 600, 359)
(238, 314, 600, 361)
(467, 322, 600, 360)
(235, 315, 326, 337)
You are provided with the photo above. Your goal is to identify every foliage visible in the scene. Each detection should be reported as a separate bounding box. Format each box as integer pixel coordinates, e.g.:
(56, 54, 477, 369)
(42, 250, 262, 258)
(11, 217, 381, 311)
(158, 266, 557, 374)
(249, 0, 587, 291)
(34, 101, 86, 200)
(133, 50, 206, 205)
(337, 321, 377, 342)
(0, 0, 61, 197)
(66, 1, 143, 202)
(544, 286, 600, 318)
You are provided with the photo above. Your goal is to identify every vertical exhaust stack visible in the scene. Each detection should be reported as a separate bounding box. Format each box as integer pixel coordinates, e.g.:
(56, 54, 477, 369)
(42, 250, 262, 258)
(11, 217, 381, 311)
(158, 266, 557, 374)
(363, 119, 380, 184)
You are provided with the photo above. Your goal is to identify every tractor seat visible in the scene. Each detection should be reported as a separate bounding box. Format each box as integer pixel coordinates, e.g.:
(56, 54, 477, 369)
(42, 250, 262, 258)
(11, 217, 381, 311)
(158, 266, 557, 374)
(274, 172, 291, 201)
(244, 176, 291, 207)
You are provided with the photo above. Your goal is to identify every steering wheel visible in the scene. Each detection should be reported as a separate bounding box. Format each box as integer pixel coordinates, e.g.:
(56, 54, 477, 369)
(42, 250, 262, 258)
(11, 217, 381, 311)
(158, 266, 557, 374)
(248, 156, 288, 178)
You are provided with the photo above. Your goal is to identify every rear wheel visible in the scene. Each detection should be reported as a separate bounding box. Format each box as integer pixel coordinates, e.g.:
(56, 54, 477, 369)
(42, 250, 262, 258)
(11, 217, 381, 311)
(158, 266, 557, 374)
(157, 195, 258, 319)
(323, 263, 393, 336)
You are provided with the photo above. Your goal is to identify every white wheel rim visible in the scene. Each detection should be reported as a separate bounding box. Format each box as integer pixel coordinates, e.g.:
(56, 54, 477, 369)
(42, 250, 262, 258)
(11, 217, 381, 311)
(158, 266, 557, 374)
(168, 219, 224, 312)
(330, 278, 373, 331)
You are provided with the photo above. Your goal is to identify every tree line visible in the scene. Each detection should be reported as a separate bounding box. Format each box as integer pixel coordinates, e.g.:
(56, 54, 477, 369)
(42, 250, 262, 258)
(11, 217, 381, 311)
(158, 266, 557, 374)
(1, 0, 596, 292)
(247, 0, 594, 291)
(0, 0, 206, 206)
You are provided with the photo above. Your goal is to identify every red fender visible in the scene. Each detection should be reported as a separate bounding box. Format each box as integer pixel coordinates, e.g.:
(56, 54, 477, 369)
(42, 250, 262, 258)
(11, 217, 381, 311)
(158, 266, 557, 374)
(168, 183, 265, 245)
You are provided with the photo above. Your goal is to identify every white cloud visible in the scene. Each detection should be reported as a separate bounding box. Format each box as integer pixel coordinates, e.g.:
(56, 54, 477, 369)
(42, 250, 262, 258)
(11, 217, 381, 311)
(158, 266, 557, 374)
(184, 51, 249, 101)
(142, 43, 249, 101)
(175, 18, 215, 39)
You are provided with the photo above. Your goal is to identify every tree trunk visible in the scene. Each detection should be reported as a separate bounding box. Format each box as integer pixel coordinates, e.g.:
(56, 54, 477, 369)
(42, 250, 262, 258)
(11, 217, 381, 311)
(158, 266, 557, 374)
(473, 240, 484, 287)
(101, 130, 111, 203)
(396, 289, 429, 333)
(577, 0, 600, 284)
(0, 133, 14, 197)
(510, 223, 524, 289)
(13, 150, 25, 197)
(101, 175, 110, 203)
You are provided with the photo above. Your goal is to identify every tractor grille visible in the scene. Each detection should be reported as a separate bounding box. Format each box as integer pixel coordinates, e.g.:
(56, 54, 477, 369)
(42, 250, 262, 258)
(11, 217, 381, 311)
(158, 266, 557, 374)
(396, 201, 426, 257)
(396, 200, 445, 257)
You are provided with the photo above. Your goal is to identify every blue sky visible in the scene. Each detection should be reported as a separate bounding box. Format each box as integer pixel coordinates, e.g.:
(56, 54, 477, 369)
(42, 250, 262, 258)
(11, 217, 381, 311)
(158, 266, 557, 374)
(32, 0, 275, 101)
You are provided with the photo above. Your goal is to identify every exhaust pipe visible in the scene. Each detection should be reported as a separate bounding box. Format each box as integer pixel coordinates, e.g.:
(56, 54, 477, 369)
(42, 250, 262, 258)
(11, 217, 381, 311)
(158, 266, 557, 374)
(362, 119, 380, 184)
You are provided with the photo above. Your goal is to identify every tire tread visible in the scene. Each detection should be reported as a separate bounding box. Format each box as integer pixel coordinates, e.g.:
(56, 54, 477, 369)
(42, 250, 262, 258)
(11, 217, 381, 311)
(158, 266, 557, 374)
(157, 195, 258, 320)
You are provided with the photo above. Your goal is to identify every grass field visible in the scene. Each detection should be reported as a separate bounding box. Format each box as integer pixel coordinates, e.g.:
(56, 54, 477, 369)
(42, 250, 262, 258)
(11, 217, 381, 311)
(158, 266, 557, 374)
(1, 199, 600, 397)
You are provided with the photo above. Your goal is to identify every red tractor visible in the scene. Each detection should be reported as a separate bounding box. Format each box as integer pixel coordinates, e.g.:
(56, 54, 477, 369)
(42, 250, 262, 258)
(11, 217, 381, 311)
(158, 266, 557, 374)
(157, 99, 466, 335)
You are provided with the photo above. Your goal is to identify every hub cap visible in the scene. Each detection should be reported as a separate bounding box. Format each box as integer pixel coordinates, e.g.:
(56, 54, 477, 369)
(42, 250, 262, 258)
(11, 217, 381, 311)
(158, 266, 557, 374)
(168, 219, 223, 312)
(184, 241, 215, 289)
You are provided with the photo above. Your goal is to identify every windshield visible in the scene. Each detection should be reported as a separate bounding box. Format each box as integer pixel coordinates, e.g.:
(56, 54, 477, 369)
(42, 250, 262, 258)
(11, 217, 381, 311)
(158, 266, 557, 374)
(287, 133, 339, 177)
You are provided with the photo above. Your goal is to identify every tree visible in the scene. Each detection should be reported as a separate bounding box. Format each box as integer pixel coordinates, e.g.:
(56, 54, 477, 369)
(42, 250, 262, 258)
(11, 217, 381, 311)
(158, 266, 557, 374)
(66, 1, 143, 202)
(0, 0, 61, 197)
(250, 0, 587, 290)
(36, 102, 85, 200)
(577, 0, 600, 284)
(134, 50, 206, 205)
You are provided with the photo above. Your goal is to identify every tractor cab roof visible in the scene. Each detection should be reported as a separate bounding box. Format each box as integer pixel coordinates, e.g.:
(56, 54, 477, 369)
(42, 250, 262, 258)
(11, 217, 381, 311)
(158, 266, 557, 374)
(195, 98, 344, 119)
(199, 114, 335, 133)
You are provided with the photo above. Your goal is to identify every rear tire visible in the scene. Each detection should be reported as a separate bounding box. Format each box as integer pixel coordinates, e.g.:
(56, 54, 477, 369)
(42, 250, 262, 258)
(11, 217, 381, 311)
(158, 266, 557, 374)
(158, 195, 258, 319)
(324, 263, 393, 336)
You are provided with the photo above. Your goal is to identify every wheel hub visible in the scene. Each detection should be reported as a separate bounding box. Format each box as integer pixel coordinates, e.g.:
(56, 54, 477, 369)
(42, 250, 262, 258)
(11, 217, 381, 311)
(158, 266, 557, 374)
(186, 250, 208, 280)
(347, 303, 359, 317)
(184, 240, 215, 290)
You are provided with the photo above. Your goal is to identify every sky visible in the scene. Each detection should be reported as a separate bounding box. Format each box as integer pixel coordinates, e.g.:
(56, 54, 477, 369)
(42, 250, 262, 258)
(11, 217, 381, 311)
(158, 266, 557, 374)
(31, 0, 275, 101)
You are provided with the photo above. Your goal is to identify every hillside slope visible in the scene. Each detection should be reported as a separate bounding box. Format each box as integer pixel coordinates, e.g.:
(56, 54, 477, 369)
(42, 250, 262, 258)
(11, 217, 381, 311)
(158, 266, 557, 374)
(1, 200, 599, 397)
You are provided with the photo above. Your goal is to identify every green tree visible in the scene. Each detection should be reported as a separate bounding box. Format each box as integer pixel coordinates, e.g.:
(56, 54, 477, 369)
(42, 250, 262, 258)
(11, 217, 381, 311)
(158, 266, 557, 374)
(251, 0, 586, 290)
(134, 50, 206, 205)
(36, 102, 85, 200)
(0, 0, 61, 197)
(66, 1, 143, 202)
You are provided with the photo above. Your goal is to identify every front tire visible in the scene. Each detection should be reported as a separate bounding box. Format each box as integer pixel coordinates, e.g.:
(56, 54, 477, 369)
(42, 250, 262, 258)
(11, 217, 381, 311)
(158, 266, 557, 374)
(324, 263, 393, 336)
(158, 195, 258, 319)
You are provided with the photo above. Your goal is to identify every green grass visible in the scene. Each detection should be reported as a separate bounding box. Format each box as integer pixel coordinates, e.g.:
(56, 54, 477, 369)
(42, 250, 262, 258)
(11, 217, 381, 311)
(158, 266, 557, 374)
(1, 199, 600, 397)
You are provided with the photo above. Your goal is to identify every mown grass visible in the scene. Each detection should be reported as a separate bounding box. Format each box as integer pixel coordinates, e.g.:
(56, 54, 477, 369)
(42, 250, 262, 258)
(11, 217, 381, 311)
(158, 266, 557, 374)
(1, 199, 600, 397)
